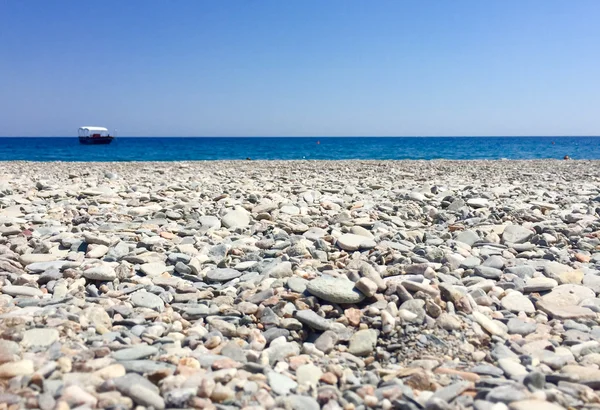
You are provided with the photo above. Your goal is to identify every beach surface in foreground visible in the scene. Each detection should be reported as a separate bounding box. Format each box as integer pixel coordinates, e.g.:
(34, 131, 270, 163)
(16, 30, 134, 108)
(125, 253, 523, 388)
(1, 160, 600, 409)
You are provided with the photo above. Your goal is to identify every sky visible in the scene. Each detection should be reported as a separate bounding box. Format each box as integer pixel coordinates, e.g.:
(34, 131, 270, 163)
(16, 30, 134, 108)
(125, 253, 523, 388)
(1, 1, 599, 137)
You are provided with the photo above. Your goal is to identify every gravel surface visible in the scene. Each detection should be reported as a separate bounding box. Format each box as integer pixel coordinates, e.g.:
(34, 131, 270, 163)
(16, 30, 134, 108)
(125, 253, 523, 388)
(1, 160, 600, 410)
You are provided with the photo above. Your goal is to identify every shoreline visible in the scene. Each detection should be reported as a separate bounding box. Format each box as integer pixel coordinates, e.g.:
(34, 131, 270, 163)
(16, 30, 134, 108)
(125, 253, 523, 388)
(1, 158, 599, 163)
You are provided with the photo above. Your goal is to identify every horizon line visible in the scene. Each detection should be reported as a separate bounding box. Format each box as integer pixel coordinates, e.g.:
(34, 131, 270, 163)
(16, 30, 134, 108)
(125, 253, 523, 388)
(1, 135, 600, 138)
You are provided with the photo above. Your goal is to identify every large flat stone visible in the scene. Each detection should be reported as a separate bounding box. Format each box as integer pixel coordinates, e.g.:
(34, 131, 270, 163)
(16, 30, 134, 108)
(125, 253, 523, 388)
(336, 234, 376, 251)
(21, 328, 59, 348)
(502, 225, 533, 244)
(541, 284, 595, 306)
(536, 300, 596, 320)
(501, 292, 535, 314)
(306, 277, 365, 304)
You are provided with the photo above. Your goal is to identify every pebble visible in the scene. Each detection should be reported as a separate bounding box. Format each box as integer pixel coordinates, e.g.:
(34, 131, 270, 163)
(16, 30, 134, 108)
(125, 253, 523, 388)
(221, 207, 250, 228)
(287, 277, 308, 293)
(524, 277, 558, 293)
(348, 329, 378, 356)
(0, 160, 599, 410)
(206, 267, 242, 282)
(509, 400, 565, 410)
(502, 225, 534, 244)
(264, 261, 293, 278)
(62, 385, 97, 407)
(267, 371, 298, 395)
(83, 265, 116, 281)
(355, 277, 378, 297)
(283, 395, 320, 410)
(1, 285, 43, 297)
(112, 345, 158, 361)
(116, 374, 166, 409)
(507, 318, 537, 336)
(0, 360, 34, 378)
(456, 230, 480, 246)
(130, 291, 165, 311)
(306, 276, 366, 304)
(473, 311, 507, 337)
(295, 309, 331, 330)
(337, 233, 377, 251)
(498, 358, 528, 380)
(19, 253, 58, 264)
(296, 363, 323, 386)
(140, 261, 167, 276)
(501, 292, 535, 314)
(314, 330, 338, 353)
(21, 328, 59, 348)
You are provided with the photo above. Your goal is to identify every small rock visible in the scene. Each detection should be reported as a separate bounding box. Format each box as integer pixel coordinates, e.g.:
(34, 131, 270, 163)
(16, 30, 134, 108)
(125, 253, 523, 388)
(113, 345, 158, 361)
(355, 277, 378, 297)
(498, 358, 528, 380)
(140, 262, 167, 277)
(222, 207, 251, 228)
(501, 292, 535, 314)
(296, 364, 323, 386)
(21, 328, 59, 348)
(295, 310, 331, 331)
(0, 360, 34, 378)
(267, 372, 298, 395)
(307, 277, 365, 304)
(131, 291, 165, 311)
(83, 265, 116, 281)
(348, 329, 378, 356)
(336, 234, 376, 251)
(206, 268, 242, 282)
(1, 285, 43, 297)
(509, 401, 565, 410)
(502, 225, 533, 244)
(473, 311, 507, 337)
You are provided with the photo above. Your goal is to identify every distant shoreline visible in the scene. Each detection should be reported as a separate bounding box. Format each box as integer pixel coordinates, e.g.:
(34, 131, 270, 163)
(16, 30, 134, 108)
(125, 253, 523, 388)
(1, 159, 599, 165)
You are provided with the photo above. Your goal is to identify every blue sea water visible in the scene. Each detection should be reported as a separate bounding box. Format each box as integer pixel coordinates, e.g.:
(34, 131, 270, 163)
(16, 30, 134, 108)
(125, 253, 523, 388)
(0, 137, 598, 161)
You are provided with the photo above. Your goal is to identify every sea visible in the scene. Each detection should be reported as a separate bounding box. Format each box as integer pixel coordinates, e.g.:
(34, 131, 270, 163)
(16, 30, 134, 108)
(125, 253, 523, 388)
(0, 137, 599, 162)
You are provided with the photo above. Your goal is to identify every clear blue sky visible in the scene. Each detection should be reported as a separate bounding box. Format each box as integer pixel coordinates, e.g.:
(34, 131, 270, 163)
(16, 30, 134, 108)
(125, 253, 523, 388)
(1, 0, 599, 136)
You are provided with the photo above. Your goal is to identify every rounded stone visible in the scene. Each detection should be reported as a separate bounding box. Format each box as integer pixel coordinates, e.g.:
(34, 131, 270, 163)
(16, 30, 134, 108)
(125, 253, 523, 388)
(455, 230, 480, 246)
(348, 329, 378, 356)
(287, 277, 308, 293)
(336, 234, 376, 251)
(501, 292, 535, 314)
(524, 277, 557, 293)
(83, 306, 112, 329)
(83, 265, 117, 281)
(130, 291, 165, 311)
(0, 360, 35, 378)
(206, 268, 242, 282)
(21, 328, 60, 348)
(140, 262, 167, 277)
(221, 208, 250, 229)
(502, 225, 534, 244)
(509, 400, 565, 410)
(306, 277, 366, 304)
(1, 285, 43, 298)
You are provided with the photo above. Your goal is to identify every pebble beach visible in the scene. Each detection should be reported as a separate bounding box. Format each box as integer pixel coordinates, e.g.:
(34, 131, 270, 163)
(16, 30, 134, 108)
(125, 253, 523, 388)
(1, 159, 600, 410)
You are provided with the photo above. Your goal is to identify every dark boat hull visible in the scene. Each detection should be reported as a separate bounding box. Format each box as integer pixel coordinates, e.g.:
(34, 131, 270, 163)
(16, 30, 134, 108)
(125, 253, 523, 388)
(79, 136, 114, 145)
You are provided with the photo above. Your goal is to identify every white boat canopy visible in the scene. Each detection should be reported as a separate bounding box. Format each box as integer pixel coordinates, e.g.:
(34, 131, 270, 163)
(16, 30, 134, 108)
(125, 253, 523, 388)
(79, 126, 108, 132)
(78, 126, 111, 137)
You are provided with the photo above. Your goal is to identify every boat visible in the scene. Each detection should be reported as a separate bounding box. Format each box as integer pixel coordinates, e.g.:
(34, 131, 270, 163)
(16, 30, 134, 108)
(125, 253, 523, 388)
(78, 126, 115, 145)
